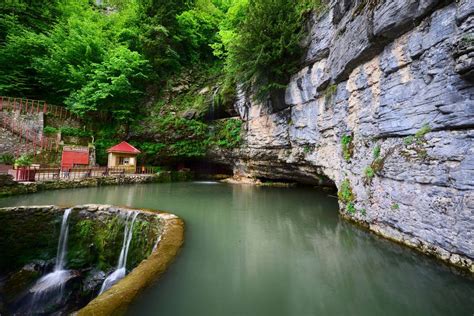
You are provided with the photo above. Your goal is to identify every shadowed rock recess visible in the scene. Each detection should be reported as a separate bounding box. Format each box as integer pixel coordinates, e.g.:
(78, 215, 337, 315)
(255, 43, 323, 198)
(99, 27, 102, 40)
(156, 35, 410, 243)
(210, 0, 474, 272)
(0, 205, 184, 315)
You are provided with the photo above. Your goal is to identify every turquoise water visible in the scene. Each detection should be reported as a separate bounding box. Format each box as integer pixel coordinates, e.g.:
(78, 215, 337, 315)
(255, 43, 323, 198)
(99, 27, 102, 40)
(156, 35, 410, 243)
(1, 182, 473, 315)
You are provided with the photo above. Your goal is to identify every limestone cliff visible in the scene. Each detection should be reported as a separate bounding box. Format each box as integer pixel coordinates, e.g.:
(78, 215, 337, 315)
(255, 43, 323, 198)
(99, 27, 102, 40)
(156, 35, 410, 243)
(214, 0, 474, 272)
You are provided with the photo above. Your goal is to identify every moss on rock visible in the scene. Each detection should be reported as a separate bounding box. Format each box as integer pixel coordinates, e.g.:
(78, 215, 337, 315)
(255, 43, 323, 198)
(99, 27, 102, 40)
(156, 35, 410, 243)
(0, 205, 182, 314)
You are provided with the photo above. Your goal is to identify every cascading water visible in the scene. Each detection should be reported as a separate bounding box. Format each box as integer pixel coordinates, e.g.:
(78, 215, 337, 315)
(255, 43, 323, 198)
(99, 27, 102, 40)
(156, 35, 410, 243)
(25, 208, 73, 312)
(99, 211, 139, 294)
(152, 235, 162, 252)
(56, 208, 72, 271)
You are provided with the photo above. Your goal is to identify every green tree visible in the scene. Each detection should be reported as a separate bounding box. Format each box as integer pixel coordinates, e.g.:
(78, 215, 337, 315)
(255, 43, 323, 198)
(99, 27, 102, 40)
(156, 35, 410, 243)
(66, 46, 149, 125)
(176, 0, 224, 62)
(225, 0, 321, 99)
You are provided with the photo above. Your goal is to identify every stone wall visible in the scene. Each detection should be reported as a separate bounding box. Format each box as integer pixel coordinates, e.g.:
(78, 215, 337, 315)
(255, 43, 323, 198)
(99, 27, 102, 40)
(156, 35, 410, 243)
(0, 127, 34, 156)
(216, 0, 474, 272)
(0, 171, 194, 197)
(0, 110, 44, 155)
(0, 205, 162, 272)
(0, 110, 44, 139)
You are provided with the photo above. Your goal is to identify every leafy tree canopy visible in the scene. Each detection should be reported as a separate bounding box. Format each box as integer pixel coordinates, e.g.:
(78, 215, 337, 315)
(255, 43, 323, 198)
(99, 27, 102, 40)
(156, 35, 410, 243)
(0, 0, 324, 159)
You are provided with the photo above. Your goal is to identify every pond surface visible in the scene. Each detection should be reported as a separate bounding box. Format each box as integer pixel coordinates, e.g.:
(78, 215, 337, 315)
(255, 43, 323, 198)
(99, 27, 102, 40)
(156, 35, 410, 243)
(1, 182, 473, 316)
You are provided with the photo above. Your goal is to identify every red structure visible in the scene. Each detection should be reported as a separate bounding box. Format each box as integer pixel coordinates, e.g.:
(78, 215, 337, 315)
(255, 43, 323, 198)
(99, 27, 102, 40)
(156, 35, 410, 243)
(61, 146, 89, 169)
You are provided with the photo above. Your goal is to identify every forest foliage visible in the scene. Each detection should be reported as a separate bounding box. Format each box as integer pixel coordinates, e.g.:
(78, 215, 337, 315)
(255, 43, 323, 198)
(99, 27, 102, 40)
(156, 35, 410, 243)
(0, 0, 322, 162)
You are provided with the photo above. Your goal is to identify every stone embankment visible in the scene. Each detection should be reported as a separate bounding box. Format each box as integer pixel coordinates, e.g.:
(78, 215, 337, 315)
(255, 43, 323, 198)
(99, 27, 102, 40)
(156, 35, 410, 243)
(211, 0, 474, 273)
(0, 171, 194, 197)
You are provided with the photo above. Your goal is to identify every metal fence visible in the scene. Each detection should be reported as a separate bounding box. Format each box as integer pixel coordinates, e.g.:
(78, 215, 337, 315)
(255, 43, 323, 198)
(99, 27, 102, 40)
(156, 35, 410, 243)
(0, 96, 78, 120)
(8, 166, 161, 182)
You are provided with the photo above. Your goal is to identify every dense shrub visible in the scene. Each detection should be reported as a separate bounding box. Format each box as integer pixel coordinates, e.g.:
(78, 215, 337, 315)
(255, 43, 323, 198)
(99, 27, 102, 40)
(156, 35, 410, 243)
(224, 0, 324, 100)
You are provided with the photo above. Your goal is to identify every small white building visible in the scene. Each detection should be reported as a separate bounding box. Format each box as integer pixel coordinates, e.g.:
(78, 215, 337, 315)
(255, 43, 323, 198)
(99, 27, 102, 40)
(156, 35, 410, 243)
(106, 141, 141, 170)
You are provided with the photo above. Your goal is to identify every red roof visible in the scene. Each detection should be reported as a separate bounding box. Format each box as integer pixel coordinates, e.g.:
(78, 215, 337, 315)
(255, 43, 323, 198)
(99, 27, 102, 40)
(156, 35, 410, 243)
(107, 141, 141, 154)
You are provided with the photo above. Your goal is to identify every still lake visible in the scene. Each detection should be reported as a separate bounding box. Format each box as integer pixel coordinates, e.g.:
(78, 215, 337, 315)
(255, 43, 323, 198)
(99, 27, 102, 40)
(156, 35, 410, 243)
(1, 182, 473, 316)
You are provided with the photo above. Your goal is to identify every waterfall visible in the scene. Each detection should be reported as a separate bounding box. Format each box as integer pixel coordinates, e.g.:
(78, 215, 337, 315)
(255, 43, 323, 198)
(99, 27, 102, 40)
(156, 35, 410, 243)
(152, 235, 162, 252)
(209, 85, 220, 122)
(55, 208, 72, 271)
(99, 211, 138, 294)
(26, 209, 73, 311)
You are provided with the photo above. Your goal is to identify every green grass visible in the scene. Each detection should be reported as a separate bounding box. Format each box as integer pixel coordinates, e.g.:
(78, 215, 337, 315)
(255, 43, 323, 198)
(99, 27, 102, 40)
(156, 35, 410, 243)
(0, 153, 15, 165)
(404, 123, 431, 146)
(338, 179, 355, 205)
(373, 145, 381, 159)
(323, 84, 337, 100)
(364, 166, 375, 180)
(347, 202, 356, 214)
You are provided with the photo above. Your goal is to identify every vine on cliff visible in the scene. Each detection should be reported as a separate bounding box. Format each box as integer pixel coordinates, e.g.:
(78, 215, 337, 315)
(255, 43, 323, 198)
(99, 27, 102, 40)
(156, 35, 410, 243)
(338, 178, 356, 214)
(341, 133, 354, 162)
(403, 123, 431, 159)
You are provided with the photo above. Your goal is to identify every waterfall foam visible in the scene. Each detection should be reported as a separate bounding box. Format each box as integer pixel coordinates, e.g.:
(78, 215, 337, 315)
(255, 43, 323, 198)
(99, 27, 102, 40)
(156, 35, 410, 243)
(99, 211, 139, 294)
(26, 208, 73, 312)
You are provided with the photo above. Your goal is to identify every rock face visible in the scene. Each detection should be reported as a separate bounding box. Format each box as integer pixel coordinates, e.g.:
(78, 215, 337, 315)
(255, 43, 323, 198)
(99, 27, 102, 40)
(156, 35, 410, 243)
(216, 0, 474, 271)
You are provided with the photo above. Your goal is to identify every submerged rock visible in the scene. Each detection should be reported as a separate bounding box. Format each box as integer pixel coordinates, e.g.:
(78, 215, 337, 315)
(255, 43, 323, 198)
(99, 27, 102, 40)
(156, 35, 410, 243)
(82, 269, 106, 298)
(4, 261, 47, 303)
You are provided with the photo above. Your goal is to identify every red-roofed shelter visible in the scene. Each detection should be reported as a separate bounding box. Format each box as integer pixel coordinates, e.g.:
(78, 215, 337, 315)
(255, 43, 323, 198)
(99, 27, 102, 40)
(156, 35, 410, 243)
(107, 141, 141, 170)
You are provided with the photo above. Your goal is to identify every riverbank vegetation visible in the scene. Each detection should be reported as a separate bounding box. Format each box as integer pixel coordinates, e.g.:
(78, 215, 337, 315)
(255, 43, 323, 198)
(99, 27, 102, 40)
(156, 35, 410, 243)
(0, 0, 323, 163)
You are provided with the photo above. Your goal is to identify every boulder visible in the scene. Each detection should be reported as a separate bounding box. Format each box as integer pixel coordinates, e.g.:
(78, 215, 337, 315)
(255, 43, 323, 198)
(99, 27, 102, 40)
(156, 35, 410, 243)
(181, 109, 199, 120)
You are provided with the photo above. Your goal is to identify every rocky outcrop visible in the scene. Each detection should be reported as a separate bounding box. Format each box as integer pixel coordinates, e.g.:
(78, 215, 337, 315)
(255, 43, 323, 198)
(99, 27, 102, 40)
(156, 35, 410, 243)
(215, 0, 474, 272)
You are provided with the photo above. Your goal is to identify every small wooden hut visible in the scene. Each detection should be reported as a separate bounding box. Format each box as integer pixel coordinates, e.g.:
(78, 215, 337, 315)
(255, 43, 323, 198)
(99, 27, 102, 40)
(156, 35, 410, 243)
(106, 141, 140, 170)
